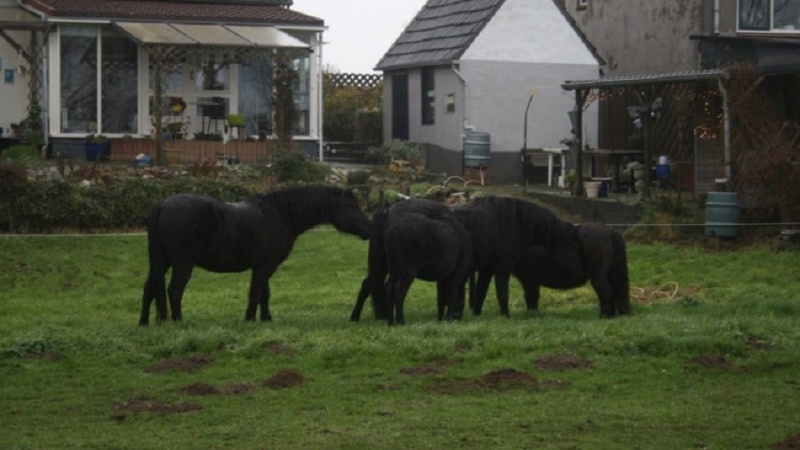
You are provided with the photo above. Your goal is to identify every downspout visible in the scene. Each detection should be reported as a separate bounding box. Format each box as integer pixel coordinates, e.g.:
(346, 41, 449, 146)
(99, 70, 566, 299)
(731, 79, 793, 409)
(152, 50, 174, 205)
(714, 0, 720, 34)
(317, 31, 325, 162)
(717, 78, 732, 180)
(452, 64, 474, 178)
(451, 64, 473, 131)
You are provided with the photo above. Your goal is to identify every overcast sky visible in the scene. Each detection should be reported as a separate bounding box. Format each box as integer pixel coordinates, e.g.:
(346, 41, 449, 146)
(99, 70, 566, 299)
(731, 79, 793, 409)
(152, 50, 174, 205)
(295, 0, 428, 74)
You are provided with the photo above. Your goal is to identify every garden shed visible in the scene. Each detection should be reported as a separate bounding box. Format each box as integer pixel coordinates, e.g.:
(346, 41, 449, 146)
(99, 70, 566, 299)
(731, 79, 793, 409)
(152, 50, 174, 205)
(376, 0, 603, 184)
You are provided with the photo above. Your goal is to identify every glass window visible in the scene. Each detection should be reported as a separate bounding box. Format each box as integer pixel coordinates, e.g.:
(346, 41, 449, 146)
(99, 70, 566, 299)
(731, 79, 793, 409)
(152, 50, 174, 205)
(293, 53, 310, 136)
(60, 26, 98, 133)
(740, 0, 800, 31)
(773, 0, 800, 30)
(196, 57, 230, 91)
(101, 28, 138, 134)
(739, 0, 770, 30)
(238, 51, 273, 137)
(421, 67, 435, 125)
(59, 26, 139, 135)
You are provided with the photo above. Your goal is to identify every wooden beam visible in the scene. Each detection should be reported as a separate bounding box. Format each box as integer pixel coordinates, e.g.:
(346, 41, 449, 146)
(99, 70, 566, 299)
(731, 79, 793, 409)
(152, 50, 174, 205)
(0, 29, 31, 63)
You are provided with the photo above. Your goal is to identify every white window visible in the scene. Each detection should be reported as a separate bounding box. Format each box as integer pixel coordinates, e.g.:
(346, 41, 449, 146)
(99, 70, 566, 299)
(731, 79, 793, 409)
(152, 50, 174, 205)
(739, 0, 800, 32)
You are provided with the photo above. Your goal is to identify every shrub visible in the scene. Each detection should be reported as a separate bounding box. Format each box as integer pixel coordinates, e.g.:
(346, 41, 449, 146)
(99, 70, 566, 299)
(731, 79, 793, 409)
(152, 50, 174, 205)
(267, 150, 330, 184)
(2, 145, 40, 166)
(366, 140, 426, 167)
(354, 108, 382, 144)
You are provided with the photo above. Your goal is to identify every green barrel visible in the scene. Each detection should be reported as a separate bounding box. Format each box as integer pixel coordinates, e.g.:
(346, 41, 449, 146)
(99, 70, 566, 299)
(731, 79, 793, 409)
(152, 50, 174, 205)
(705, 192, 741, 238)
(463, 132, 491, 168)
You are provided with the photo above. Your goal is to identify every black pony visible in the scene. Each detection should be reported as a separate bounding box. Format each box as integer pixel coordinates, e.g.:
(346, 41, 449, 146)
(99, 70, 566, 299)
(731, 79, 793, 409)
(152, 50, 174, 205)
(455, 196, 572, 317)
(511, 222, 630, 318)
(461, 196, 630, 318)
(350, 199, 472, 325)
(139, 185, 371, 325)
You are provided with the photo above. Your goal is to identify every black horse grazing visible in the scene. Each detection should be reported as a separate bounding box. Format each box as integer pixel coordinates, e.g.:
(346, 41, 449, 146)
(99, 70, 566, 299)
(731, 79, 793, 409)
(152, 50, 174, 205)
(511, 222, 631, 318)
(350, 199, 472, 325)
(139, 185, 371, 325)
(456, 196, 570, 318)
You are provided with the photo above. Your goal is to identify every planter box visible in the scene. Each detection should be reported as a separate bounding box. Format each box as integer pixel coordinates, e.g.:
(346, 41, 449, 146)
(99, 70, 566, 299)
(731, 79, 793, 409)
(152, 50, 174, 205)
(85, 143, 110, 161)
(110, 138, 274, 163)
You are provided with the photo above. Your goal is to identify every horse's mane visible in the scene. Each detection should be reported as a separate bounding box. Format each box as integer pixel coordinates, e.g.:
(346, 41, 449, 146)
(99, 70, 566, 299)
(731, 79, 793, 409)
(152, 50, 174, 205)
(245, 185, 357, 231)
(470, 196, 574, 251)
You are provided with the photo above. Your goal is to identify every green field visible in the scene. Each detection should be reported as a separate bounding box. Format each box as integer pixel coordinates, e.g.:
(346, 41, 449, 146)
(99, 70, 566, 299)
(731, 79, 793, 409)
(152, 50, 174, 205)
(1, 230, 798, 449)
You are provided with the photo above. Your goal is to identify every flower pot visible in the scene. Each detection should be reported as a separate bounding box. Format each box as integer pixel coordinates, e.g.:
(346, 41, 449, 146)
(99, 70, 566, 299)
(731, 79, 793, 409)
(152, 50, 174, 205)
(583, 181, 602, 199)
(84, 143, 110, 161)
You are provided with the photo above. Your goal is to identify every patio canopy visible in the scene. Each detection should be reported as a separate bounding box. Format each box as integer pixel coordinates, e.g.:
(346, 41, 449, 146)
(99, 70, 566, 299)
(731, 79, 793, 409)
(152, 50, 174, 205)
(114, 22, 309, 49)
(561, 69, 728, 91)
(0, 5, 45, 31)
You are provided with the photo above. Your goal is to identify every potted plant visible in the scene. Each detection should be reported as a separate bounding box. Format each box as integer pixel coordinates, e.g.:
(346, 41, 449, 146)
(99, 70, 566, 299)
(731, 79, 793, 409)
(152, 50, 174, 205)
(85, 133, 110, 161)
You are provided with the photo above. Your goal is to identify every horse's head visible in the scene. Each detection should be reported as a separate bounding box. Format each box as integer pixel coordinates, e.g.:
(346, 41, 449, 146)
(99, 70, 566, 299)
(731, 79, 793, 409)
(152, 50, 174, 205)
(332, 189, 371, 240)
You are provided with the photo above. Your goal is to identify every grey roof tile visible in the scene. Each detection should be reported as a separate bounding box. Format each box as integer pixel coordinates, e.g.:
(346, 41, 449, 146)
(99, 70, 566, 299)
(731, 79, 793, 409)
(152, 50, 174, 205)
(376, 0, 504, 70)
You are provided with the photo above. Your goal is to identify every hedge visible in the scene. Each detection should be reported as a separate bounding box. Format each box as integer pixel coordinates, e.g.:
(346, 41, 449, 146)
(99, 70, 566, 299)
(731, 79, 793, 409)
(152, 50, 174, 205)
(0, 177, 255, 233)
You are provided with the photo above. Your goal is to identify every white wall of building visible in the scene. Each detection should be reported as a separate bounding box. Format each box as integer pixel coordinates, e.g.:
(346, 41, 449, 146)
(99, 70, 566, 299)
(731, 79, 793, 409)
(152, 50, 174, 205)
(0, 29, 32, 136)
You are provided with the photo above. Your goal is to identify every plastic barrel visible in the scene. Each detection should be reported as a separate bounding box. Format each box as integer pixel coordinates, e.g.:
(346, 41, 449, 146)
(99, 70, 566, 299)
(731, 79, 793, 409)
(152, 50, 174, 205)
(463, 132, 491, 168)
(705, 192, 741, 238)
(656, 164, 671, 180)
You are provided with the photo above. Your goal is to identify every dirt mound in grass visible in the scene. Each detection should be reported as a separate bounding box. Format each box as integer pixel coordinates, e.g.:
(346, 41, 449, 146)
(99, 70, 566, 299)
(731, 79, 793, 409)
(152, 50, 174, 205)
(263, 369, 306, 389)
(400, 358, 462, 376)
(431, 368, 568, 394)
(477, 369, 540, 388)
(535, 354, 593, 371)
(115, 398, 202, 414)
(689, 354, 737, 370)
(145, 354, 213, 373)
(179, 382, 256, 396)
(773, 434, 800, 449)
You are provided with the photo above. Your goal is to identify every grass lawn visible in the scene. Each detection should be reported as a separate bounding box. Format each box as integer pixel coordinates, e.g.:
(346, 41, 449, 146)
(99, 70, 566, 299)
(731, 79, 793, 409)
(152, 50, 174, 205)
(1, 230, 799, 449)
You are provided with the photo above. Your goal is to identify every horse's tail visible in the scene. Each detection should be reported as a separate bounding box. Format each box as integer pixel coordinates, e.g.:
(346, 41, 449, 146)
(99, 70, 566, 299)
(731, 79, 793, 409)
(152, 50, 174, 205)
(368, 211, 389, 320)
(139, 203, 169, 325)
(609, 229, 631, 316)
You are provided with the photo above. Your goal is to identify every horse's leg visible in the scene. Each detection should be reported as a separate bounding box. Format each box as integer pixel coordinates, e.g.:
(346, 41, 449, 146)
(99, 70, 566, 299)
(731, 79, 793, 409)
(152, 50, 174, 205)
(436, 282, 447, 321)
(590, 275, 615, 318)
(247, 269, 272, 322)
(518, 275, 542, 311)
(471, 269, 493, 315)
(388, 275, 413, 326)
(167, 262, 194, 321)
(140, 263, 170, 325)
(493, 270, 513, 318)
(440, 278, 463, 321)
(350, 276, 372, 322)
(467, 271, 477, 313)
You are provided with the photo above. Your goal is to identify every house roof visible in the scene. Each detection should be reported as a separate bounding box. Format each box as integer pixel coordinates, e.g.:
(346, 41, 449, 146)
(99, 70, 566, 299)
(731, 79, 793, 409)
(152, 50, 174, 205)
(375, 0, 602, 71)
(19, 0, 323, 27)
(375, 0, 505, 71)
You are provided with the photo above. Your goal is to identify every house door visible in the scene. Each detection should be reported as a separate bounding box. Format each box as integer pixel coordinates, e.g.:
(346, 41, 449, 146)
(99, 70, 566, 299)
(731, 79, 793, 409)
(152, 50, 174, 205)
(391, 72, 409, 140)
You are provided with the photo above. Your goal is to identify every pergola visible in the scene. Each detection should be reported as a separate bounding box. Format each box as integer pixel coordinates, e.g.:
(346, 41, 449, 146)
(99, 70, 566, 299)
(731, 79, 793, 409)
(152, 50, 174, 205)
(561, 69, 729, 199)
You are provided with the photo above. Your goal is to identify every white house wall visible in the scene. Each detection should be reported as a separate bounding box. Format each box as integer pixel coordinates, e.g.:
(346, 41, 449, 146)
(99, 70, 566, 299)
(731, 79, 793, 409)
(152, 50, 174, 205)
(462, 0, 598, 66)
(0, 29, 31, 136)
(460, 59, 599, 153)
